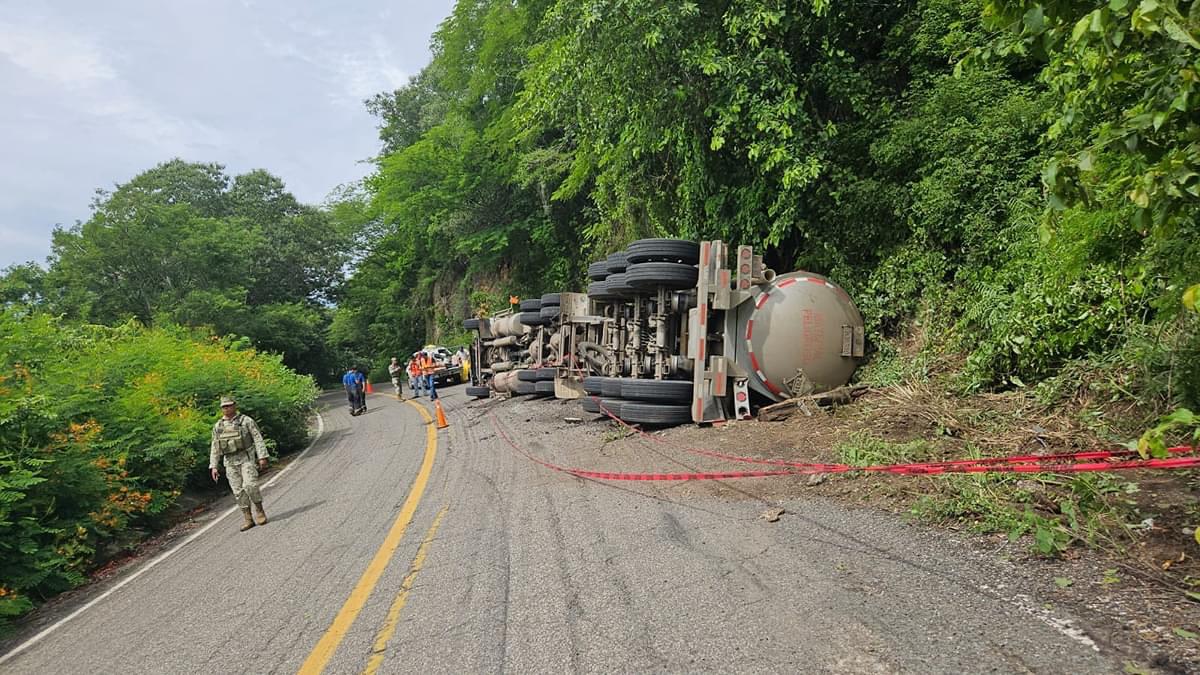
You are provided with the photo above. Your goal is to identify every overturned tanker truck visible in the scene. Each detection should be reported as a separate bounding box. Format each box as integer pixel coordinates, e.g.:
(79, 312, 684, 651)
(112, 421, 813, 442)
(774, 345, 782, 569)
(462, 239, 865, 425)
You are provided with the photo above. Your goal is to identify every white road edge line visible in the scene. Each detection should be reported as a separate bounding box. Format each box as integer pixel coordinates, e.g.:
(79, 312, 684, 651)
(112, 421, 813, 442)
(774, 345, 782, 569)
(1009, 593, 1100, 653)
(0, 410, 327, 666)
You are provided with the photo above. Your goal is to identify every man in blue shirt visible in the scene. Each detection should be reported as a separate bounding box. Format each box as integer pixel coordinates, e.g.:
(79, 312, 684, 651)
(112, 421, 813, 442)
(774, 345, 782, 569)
(353, 367, 367, 414)
(343, 366, 364, 416)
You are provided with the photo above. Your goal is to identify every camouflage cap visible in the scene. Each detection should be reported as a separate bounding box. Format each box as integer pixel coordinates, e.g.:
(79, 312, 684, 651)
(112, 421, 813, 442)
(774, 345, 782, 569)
(219, 396, 236, 407)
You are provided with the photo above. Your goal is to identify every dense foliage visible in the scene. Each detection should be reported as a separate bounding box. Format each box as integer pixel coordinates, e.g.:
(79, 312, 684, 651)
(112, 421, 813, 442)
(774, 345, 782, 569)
(1, 160, 356, 383)
(0, 311, 316, 621)
(336, 0, 1197, 415)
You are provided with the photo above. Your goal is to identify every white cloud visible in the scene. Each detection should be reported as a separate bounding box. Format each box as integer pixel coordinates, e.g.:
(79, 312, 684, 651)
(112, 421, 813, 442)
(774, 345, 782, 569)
(0, 224, 54, 249)
(333, 34, 410, 103)
(255, 28, 408, 107)
(96, 94, 224, 152)
(0, 18, 221, 153)
(0, 20, 115, 87)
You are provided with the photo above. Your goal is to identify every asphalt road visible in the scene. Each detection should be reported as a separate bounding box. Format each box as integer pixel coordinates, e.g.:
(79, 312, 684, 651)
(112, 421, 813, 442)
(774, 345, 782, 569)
(0, 387, 1126, 674)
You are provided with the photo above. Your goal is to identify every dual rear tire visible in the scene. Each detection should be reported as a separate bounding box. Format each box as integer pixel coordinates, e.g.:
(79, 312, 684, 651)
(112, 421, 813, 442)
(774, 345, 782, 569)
(578, 376, 693, 425)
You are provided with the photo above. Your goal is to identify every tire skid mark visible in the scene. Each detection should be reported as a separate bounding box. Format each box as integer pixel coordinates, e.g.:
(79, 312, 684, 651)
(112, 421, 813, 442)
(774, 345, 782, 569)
(541, 488, 584, 673)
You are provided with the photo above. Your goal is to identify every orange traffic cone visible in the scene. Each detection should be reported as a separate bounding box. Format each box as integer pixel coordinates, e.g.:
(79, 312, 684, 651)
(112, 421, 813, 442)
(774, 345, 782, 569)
(434, 399, 449, 429)
(365, 380, 374, 394)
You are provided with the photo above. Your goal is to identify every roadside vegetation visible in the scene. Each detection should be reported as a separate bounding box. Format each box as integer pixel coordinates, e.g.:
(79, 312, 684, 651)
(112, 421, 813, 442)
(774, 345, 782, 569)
(0, 0, 1197, 630)
(0, 311, 316, 625)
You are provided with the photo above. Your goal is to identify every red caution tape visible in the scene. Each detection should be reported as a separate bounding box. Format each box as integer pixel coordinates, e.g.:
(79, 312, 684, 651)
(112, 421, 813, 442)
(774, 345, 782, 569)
(487, 402, 1200, 483)
(595, 398, 1200, 475)
(489, 412, 797, 481)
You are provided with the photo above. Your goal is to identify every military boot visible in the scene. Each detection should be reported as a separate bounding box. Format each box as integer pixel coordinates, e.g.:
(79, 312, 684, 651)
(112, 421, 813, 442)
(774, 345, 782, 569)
(253, 501, 268, 525)
(240, 507, 256, 531)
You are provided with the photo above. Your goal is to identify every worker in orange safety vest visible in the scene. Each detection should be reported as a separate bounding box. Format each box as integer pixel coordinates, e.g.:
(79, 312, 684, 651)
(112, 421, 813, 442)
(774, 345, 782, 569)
(418, 351, 438, 400)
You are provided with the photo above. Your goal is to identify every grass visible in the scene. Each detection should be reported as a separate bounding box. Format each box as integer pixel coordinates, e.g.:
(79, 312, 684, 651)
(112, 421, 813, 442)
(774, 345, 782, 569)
(833, 431, 1143, 556)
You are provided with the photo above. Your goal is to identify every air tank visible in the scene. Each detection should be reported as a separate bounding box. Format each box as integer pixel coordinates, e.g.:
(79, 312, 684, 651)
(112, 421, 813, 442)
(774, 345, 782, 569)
(733, 271, 863, 401)
(487, 314, 530, 339)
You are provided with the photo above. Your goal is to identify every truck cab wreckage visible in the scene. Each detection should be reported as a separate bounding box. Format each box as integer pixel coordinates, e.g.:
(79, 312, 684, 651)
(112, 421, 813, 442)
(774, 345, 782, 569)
(463, 239, 865, 425)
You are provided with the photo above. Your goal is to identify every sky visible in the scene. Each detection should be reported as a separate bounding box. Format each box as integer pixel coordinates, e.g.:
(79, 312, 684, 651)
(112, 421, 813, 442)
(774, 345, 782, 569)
(0, 0, 455, 269)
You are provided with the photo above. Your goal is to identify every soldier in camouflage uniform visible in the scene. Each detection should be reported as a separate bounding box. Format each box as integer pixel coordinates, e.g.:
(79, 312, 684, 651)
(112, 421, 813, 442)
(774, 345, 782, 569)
(209, 396, 270, 531)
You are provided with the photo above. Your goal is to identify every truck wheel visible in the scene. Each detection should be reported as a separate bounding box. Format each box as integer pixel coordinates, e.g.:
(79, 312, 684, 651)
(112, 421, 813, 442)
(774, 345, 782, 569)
(620, 379, 694, 403)
(517, 311, 543, 326)
(626, 238, 700, 265)
(463, 318, 481, 330)
(625, 262, 698, 290)
(514, 381, 536, 396)
(605, 272, 637, 297)
(535, 367, 557, 381)
(605, 251, 629, 274)
(600, 377, 626, 398)
(540, 293, 561, 306)
(466, 386, 491, 399)
(534, 380, 556, 395)
(583, 376, 609, 395)
(517, 369, 540, 382)
(588, 262, 610, 280)
(617, 402, 692, 426)
(519, 298, 542, 312)
(539, 305, 561, 322)
(587, 280, 616, 300)
(581, 397, 622, 417)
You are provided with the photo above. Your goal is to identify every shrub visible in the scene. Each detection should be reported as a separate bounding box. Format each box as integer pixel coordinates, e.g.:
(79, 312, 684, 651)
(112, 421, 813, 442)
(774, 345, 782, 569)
(0, 311, 316, 625)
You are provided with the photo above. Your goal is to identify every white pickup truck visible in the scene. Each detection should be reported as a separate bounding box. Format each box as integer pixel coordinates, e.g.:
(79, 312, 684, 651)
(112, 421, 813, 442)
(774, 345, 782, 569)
(421, 345, 465, 386)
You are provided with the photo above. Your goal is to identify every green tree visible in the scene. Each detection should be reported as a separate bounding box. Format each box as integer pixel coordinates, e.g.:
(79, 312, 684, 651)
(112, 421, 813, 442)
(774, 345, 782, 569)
(0, 263, 46, 307)
(38, 159, 352, 380)
(335, 0, 587, 366)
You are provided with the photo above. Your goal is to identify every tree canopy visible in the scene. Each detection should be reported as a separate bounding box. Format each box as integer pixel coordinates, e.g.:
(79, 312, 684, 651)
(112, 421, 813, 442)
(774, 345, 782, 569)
(7, 160, 356, 380)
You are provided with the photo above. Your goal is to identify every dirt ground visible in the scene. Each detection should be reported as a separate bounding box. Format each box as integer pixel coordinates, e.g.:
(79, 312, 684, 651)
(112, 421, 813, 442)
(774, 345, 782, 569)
(492, 388, 1200, 672)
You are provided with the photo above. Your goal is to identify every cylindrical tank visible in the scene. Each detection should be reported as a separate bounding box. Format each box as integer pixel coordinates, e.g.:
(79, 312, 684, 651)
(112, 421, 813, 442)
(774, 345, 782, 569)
(734, 271, 863, 401)
(489, 314, 529, 338)
(492, 370, 519, 393)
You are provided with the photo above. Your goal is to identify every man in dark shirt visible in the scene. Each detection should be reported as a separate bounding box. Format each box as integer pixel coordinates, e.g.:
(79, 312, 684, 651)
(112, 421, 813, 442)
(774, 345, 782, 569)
(342, 367, 363, 415)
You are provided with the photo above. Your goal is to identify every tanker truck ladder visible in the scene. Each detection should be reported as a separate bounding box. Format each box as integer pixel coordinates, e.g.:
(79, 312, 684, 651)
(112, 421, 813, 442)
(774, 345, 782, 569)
(553, 291, 594, 399)
(689, 240, 756, 424)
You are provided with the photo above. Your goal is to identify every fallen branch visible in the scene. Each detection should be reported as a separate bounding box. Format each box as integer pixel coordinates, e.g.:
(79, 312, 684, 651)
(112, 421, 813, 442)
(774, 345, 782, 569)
(757, 385, 871, 421)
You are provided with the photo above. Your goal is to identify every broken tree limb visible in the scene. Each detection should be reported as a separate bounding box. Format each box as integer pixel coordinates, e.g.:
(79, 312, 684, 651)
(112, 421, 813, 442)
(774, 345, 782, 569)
(757, 385, 871, 421)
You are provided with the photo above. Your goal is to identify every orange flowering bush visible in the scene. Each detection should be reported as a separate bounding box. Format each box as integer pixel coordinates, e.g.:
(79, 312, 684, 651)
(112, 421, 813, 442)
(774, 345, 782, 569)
(0, 311, 316, 626)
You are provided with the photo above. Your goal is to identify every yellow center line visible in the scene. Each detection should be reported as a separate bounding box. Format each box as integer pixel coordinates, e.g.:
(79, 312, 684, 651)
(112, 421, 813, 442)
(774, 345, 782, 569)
(362, 505, 449, 675)
(297, 400, 439, 675)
